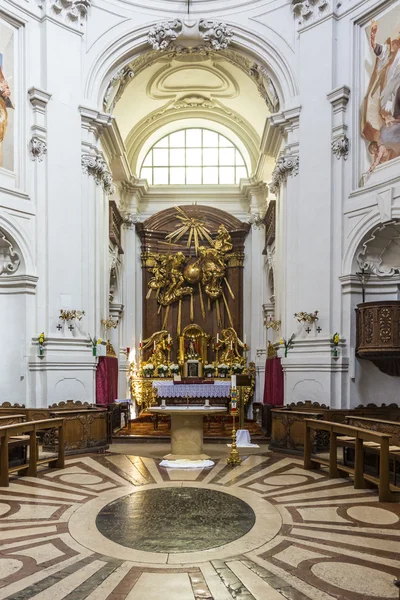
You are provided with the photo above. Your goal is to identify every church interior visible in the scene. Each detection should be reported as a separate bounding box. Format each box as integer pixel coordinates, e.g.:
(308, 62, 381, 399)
(1, 0, 400, 597)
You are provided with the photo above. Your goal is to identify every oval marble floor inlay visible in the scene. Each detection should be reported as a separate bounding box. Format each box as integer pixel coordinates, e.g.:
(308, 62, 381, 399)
(311, 562, 398, 597)
(347, 505, 399, 525)
(95, 487, 256, 552)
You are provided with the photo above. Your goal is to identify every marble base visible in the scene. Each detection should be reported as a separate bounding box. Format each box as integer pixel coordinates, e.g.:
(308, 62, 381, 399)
(171, 414, 204, 458)
(159, 459, 215, 468)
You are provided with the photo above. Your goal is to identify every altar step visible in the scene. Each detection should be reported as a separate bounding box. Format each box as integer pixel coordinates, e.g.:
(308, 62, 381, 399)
(113, 416, 268, 443)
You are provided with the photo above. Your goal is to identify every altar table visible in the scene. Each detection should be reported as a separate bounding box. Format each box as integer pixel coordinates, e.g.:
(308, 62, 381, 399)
(152, 381, 231, 399)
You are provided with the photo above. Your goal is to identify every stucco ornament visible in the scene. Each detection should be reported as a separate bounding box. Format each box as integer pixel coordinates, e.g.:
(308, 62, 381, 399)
(29, 137, 47, 162)
(357, 221, 400, 276)
(331, 134, 349, 160)
(249, 64, 280, 112)
(51, 0, 91, 21)
(198, 20, 233, 50)
(270, 156, 299, 195)
(292, 0, 330, 25)
(82, 154, 115, 195)
(104, 67, 134, 112)
(148, 20, 183, 51)
(0, 230, 21, 276)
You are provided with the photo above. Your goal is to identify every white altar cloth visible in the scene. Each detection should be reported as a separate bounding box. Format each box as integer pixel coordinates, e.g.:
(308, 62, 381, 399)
(152, 381, 231, 398)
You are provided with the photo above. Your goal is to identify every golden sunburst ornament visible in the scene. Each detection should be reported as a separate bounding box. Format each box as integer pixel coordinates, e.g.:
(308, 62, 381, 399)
(165, 206, 214, 254)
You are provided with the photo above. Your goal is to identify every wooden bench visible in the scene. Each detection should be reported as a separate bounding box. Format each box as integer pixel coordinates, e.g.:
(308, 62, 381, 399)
(342, 416, 400, 486)
(0, 418, 65, 487)
(0, 415, 29, 464)
(304, 418, 400, 502)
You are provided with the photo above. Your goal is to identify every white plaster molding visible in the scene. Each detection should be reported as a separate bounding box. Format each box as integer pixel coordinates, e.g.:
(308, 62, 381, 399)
(0, 229, 21, 276)
(270, 155, 299, 195)
(104, 67, 134, 113)
(327, 85, 350, 115)
(148, 19, 183, 51)
(357, 220, 400, 276)
(81, 153, 115, 195)
(147, 19, 233, 52)
(377, 189, 393, 223)
(0, 275, 37, 294)
(198, 20, 233, 50)
(79, 105, 114, 139)
(292, 0, 331, 26)
(28, 87, 52, 112)
(122, 212, 141, 229)
(51, 0, 91, 22)
(331, 134, 349, 161)
(29, 137, 47, 162)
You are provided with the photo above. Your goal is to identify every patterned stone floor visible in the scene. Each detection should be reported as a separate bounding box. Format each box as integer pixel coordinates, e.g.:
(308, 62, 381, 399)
(0, 445, 400, 599)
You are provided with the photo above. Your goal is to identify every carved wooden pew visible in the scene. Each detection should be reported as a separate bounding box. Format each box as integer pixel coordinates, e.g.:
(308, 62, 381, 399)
(0, 415, 28, 464)
(304, 418, 400, 502)
(0, 418, 65, 487)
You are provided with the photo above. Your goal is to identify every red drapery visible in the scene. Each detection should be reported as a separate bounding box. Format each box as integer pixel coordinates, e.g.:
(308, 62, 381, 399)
(96, 356, 119, 405)
(263, 357, 284, 406)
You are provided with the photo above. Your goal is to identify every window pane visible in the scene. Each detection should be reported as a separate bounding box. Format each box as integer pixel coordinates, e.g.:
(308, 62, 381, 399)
(219, 134, 234, 147)
(219, 167, 235, 184)
(186, 167, 202, 184)
(170, 167, 185, 184)
(169, 131, 185, 147)
(235, 150, 244, 166)
(203, 149, 219, 166)
(203, 130, 219, 147)
(153, 168, 169, 184)
(154, 136, 169, 148)
(203, 167, 219, 184)
(140, 167, 153, 183)
(219, 148, 235, 165)
(142, 153, 152, 167)
(186, 148, 202, 166)
(153, 149, 169, 166)
(186, 129, 202, 147)
(170, 149, 185, 166)
(235, 166, 247, 183)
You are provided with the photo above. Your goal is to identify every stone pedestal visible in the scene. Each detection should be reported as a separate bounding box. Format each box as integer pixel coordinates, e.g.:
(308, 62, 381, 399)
(148, 407, 226, 461)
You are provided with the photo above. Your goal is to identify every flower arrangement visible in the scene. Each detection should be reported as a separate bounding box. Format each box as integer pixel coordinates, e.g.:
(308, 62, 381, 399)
(157, 364, 168, 377)
(142, 363, 155, 377)
(217, 363, 229, 377)
(279, 334, 295, 358)
(169, 363, 180, 375)
(331, 332, 340, 358)
(232, 362, 244, 374)
(38, 332, 45, 357)
(204, 364, 215, 377)
(89, 336, 102, 356)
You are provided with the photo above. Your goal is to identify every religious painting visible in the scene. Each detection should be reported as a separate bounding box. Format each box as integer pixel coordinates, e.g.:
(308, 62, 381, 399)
(0, 21, 15, 172)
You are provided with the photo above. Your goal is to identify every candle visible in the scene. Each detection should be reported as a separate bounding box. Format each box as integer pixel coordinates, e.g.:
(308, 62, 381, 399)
(153, 340, 156, 351)
(168, 334, 171, 344)
(244, 334, 247, 344)
(217, 333, 219, 343)
(230, 341, 233, 350)
(231, 375, 237, 388)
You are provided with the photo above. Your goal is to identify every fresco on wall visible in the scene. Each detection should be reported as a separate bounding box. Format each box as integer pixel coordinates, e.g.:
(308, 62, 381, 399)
(361, 10, 400, 183)
(0, 22, 15, 172)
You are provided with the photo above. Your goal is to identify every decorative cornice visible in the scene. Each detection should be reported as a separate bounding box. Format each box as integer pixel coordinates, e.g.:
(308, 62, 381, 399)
(79, 106, 114, 138)
(29, 136, 47, 162)
(292, 0, 330, 26)
(51, 0, 91, 21)
(327, 85, 350, 114)
(81, 153, 115, 195)
(331, 134, 349, 160)
(28, 87, 52, 111)
(270, 155, 299, 195)
(147, 19, 233, 52)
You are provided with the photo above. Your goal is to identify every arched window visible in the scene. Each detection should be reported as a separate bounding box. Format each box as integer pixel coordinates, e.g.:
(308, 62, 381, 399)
(140, 128, 249, 185)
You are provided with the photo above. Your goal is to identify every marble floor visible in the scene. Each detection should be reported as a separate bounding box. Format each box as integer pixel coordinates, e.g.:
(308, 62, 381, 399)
(0, 445, 399, 600)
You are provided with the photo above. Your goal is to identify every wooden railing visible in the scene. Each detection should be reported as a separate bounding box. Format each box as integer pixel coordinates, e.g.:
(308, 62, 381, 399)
(304, 418, 400, 502)
(0, 418, 65, 487)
